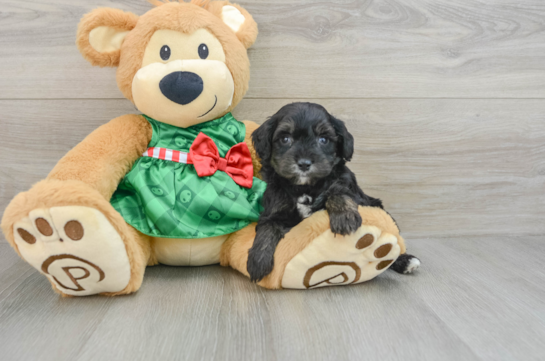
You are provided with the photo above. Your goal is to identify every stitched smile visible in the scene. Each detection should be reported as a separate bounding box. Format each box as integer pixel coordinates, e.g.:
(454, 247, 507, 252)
(198, 95, 217, 118)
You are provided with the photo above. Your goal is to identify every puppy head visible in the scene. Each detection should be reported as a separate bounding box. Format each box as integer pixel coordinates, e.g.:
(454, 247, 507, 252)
(252, 102, 354, 185)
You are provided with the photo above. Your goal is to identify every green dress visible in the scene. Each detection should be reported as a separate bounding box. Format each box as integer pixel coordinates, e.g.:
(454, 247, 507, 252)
(110, 113, 266, 239)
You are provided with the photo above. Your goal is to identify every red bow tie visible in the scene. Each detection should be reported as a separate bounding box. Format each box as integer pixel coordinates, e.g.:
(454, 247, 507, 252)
(187, 132, 254, 188)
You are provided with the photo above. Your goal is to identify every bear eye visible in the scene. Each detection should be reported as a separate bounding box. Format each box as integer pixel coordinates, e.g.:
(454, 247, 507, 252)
(198, 43, 209, 59)
(160, 45, 171, 61)
(318, 137, 329, 145)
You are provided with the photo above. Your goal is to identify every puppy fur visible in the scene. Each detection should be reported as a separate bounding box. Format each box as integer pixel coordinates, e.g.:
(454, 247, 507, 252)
(247, 102, 419, 282)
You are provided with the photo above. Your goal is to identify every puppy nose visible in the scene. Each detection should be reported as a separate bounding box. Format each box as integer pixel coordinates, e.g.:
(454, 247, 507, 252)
(159, 71, 203, 105)
(297, 159, 313, 172)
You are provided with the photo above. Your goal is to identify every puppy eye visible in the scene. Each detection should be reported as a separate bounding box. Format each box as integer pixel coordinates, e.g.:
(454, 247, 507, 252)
(318, 137, 329, 145)
(160, 45, 171, 61)
(280, 136, 292, 145)
(198, 43, 209, 59)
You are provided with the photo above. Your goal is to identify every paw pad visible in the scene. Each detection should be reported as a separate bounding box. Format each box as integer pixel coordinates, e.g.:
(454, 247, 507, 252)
(374, 244, 392, 258)
(35, 218, 53, 236)
(41, 255, 105, 292)
(355, 234, 374, 249)
(17, 228, 36, 244)
(303, 261, 361, 288)
(376, 260, 393, 270)
(64, 220, 84, 240)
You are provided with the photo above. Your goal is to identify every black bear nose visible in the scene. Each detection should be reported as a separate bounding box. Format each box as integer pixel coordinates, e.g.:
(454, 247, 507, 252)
(159, 71, 203, 105)
(297, 159, 313, 172)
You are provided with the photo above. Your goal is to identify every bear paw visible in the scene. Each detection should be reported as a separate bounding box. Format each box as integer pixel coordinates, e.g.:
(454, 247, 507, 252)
(281, 224, 400, 289)
(13, 206, 131, 296)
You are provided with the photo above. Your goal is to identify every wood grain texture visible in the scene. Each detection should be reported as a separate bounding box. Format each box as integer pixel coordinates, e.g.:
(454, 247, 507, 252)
(1, 0, 545, 360)
(1, 0, 545, 99)
(1, 237, 545, 361)
(1, 98, 543, 238)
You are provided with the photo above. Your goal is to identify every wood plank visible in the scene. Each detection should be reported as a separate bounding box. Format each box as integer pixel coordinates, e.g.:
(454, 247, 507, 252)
(1, 237, 545, 360)
(399, 236, 545, 361)
(1, 0, 545, 99)
(1, 98, 543, 238)
(73, 266, 480, 361)
(0, 241, 479, 361)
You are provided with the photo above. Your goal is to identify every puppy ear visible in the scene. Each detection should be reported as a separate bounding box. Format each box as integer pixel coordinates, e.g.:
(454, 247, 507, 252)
(76, 8, 139, 67)
(330, 116, 354, 161)
(252, 114, 281, 163)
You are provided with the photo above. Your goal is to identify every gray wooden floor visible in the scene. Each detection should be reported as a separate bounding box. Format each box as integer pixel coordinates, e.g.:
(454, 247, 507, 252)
(1, 0, 545, 360)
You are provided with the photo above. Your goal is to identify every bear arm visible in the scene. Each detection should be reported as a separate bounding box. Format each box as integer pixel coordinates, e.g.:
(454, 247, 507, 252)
(47, 114, 152, 200)
(242, 120, 263, 180)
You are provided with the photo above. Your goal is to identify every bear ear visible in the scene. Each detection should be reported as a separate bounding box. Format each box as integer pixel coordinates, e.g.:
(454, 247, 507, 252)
(210, 1, 258, 49)
(76, 8, 139, 67)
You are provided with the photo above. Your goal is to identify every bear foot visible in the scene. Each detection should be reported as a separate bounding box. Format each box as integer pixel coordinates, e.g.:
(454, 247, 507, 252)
(13, 206, 131, 296)
(281, 224, 400, 289)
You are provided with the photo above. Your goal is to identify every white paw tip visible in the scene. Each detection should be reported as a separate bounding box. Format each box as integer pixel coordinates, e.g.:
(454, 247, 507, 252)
(404, 258, 421, 274)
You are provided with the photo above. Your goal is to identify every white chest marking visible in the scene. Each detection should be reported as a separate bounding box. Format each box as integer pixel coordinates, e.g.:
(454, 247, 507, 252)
(297, 195, 313, 219)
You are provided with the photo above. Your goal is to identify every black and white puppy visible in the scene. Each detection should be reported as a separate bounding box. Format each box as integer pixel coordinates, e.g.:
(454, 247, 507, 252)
(247, 102, 420, 282)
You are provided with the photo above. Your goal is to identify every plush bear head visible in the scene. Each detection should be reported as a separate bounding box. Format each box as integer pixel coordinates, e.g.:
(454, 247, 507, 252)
(76, 0, 258, 128)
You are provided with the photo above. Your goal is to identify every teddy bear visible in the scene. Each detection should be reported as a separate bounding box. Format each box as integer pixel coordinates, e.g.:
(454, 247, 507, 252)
(0, 0, 407, 297)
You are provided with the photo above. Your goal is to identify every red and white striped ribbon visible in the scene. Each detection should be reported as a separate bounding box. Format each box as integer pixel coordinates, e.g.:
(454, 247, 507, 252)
(143, 147, 189, 164)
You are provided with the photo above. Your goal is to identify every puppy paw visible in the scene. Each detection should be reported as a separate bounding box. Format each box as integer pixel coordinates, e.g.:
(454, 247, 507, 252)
(329, 210, 362, 236)
(247, 249, 275, 282)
